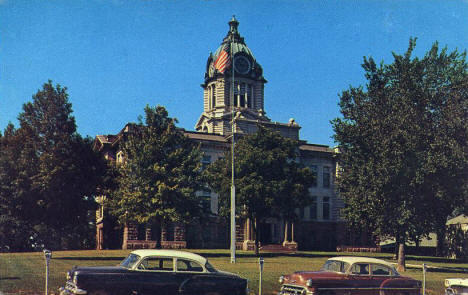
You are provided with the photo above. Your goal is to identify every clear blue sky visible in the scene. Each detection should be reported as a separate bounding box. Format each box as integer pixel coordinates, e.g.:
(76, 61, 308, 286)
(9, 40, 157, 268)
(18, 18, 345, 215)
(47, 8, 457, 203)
(1, 0, 467, 147)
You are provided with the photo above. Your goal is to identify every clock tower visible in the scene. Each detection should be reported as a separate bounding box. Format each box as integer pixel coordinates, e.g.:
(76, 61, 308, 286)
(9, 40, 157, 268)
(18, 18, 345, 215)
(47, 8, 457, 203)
(196, 16, 288, 136)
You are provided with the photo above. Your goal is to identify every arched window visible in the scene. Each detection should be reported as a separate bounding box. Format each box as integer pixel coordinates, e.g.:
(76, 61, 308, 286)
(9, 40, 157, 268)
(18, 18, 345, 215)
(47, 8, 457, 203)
(246, 84, 252, 108)
(212, 84, 216, 108)
(240, 83, 246, 107)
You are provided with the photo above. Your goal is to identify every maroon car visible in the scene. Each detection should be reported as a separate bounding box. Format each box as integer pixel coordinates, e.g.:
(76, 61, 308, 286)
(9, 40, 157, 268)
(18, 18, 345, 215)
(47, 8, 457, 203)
(278, 256, 421, 295)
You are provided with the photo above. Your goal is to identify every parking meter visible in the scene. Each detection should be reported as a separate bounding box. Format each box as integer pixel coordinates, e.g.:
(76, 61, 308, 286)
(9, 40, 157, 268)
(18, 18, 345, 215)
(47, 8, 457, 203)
(43, 249, 52, 295)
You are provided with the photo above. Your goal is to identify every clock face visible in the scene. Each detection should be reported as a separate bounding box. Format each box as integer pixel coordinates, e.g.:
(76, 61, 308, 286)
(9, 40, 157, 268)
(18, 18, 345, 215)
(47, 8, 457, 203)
(234, 56, 251, 74)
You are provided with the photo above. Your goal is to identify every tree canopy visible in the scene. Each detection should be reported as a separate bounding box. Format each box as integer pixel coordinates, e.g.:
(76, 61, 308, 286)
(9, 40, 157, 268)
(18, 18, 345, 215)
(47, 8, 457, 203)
(108, 105, 203, 243)
(332, 39, 467, 269)
(204, 126, 313, 253)
(0, 81, 105, 251)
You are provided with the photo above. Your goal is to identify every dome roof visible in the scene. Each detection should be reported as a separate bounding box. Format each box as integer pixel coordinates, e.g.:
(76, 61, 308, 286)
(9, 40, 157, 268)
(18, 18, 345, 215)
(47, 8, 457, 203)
(204, 16, 264, 82)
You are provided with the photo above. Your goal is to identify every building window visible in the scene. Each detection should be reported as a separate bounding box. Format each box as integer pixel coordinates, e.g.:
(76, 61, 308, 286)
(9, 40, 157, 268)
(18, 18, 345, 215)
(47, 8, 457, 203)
(212, 85, 216, 108)
(202, 155, 211, 170)
(299, 207, 305, 220)
(200, 189, 211, 213)
(309, 196, 317, 220)
(240, 83, 246, 107)
(246, 84, 252, 108)
(323, 166, 330, 188)
(310, 165, 317, 187)
(322, 197, 330, 220)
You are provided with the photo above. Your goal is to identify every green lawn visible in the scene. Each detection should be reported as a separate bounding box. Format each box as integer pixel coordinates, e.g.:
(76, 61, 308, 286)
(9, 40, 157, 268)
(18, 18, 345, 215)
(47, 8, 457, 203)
(1, 249, 467, 294)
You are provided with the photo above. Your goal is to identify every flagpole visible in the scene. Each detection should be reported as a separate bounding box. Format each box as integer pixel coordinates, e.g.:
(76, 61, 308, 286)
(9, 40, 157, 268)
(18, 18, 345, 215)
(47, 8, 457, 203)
(230, 36, 236, 264)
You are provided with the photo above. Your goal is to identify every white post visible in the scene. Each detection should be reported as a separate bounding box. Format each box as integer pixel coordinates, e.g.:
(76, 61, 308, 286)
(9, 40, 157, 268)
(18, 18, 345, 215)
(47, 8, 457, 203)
(259, 257, 264, 295)
(422, 263, 427, 295)
(43, 249, 52, 295)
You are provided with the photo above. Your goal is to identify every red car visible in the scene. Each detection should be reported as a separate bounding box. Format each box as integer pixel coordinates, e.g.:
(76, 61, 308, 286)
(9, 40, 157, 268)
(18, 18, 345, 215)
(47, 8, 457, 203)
(278, 256, 421, 295)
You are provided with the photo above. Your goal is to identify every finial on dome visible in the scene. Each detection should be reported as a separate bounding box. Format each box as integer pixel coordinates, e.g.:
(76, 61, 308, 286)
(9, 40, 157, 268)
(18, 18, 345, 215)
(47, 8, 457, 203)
(229, 15, 239, 34)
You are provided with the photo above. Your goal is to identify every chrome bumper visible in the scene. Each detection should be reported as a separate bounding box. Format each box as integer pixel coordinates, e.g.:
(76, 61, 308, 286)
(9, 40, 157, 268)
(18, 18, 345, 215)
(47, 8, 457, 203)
(59, 282, 87, 295)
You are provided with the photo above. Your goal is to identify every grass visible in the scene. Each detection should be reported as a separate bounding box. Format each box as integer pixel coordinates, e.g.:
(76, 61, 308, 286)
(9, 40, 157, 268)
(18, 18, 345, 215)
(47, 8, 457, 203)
(1, 249, 467, 295)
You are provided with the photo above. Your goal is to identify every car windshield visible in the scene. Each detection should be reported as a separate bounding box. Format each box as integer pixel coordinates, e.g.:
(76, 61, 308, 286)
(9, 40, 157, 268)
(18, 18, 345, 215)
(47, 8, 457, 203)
(120, 253, 141, 269)
(321, 260, 350, 273)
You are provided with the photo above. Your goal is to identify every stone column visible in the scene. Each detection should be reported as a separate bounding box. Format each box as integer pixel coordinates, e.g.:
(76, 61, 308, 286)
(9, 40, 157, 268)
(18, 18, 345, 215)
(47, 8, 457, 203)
(145, 227, 152, 241)
(174, 224, 186, 241)
(283, 221, 289, 245)
(291, 222, 295, 242)
(161, 226, 168, 242)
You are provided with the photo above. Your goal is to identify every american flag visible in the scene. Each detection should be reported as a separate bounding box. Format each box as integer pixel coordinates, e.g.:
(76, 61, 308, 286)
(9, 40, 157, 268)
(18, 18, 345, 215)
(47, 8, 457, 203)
(214, 44, 230, 74)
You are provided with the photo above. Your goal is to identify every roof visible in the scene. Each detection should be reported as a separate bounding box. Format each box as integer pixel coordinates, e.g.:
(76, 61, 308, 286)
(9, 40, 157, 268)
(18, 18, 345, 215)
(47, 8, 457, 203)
(184, 131, 227, 143)
(130, 249, 208, 265)
(446, 214, 468, 225)
(299, 143, 334, 153)
(328, 256, 396, 269)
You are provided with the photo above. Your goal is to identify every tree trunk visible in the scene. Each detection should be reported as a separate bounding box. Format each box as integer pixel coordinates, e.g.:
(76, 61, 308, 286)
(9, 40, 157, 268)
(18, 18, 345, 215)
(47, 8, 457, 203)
(396, 243, 406, 272)
(254, 224, 260, 256)
(436, 226, 447, 257)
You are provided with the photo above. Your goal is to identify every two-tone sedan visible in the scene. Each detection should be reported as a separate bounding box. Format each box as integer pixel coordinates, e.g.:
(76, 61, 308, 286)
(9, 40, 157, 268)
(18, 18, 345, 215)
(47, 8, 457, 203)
(278, 256, 421, 295)
(59, 249, 248, 295)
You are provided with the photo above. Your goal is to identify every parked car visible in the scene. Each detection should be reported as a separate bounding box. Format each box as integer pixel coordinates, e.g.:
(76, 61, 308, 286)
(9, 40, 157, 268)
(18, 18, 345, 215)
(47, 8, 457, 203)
(278, 256, 421, 295)
(59, 249, 248, 295)
(445, 278, 468, 295)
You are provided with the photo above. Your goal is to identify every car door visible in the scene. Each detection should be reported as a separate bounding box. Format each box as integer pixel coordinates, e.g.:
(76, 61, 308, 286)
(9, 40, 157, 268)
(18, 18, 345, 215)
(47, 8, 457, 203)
(369, 264, 393, 295)
(175, 258, 212, 295)
(132, 256, 179, 295)
(349, 263, 375, 295)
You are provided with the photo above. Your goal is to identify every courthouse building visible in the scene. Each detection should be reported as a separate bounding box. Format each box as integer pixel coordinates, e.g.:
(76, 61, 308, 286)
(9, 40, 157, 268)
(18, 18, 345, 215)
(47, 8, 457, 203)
(94, 17, 349, 251)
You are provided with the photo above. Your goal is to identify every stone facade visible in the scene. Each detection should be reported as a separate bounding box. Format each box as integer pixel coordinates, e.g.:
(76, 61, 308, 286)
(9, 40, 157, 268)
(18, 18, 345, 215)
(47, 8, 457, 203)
(94, 17, 353, 251)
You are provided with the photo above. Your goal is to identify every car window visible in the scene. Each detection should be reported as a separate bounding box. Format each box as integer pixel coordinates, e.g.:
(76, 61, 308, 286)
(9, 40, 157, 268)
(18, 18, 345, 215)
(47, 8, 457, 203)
(177, 259, 204, 272)
(120, 254, 141, 269)
(321, 260, 350, 273)
(350, 263, 370, 275)
(138, 257, 173, 271)
(371, 264, 392, 276)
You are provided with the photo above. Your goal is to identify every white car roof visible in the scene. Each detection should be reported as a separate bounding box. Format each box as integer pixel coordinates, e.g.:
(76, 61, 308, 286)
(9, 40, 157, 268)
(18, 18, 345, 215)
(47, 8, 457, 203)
(328, 256, 396, 269)
(131, 249, 208, 265)
(446, 278, 468, 287)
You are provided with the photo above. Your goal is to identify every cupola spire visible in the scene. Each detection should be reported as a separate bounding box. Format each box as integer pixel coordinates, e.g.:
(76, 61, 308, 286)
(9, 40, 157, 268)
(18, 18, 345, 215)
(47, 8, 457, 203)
(224, 15, 243, 44)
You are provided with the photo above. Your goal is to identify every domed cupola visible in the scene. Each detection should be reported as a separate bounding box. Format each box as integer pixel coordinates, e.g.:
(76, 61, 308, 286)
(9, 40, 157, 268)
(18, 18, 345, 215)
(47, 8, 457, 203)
(204, 16, 265, 82)
(196, 16, 271, 136)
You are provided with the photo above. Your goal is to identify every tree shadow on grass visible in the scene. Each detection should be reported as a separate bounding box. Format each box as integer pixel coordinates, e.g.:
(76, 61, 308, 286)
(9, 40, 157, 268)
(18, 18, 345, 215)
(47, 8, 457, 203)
(0, 277, 21, 280)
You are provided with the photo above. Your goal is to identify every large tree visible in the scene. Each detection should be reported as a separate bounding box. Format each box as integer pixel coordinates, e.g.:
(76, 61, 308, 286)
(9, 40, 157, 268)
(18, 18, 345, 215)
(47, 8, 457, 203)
(108, 105, 203, 246)
(332, 39, 467, 270)
(204, 126, 313, 254)
(0, 81, 105, 250)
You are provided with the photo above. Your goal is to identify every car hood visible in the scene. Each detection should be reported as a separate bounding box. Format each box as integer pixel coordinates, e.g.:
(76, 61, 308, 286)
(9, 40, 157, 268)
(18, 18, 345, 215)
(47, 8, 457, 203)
(71, 266, 129, 275)
(283, 271, 345, 284)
